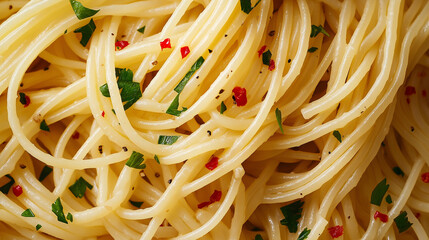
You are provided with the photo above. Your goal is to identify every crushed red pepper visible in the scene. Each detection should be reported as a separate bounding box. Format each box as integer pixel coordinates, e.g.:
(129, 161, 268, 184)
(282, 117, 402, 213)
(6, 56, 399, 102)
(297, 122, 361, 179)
(102, 111, 105, 117)
(328, 225, 343, 238)
(72, 132, 80, 139)
(13, 185, 23, 197)
(115, 41, 129, 51)
(232, 87, 247, 106)
(197, 190, 222, 209)
(205, 156, 219, 170)
(160, 38, 171, 50)
(421, 172, 429, 183)
(269, 59, 275, 71)
(405, 86, 416, 96)
(374, 211, 388, 223)
(180, 46, 190, 58)
(258, 45, 266, 57)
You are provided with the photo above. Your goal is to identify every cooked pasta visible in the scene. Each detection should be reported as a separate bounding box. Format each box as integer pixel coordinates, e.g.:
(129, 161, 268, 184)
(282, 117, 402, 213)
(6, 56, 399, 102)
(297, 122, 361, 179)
(0, 0, 428, 239)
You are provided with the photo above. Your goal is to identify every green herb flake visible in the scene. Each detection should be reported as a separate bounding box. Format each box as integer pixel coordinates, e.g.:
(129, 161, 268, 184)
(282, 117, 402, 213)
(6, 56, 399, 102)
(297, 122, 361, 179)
(308, 47, 318, 53)
(255, 234, 263, 240)
(262, 50, 272, 66)
(137, 26, 146, 34)
(174, 56, 205, 94)
(393, 166, 405, 177)
(154, 155, 160, 164)
(99, 69, 142, 110)
(51, 197, 68, 224)
(166, 93, 187, 116)
(74, 18, 96, 47)
(40, 120, 50, 132)
(125, 151, 146, 169)
(240, 0, 262, 14)
(310, 25, 330, 38)
(394, 211, 412, 233)
(66, 212, 73, 222)
(68, 177, 93, 198)
(280, 200, 304, 233)
(0, 175, 15, 194)
(371, 178, 389, 206)
(21, 209, 35, 217)
(333, 130, 342, 143)
(19, 92, 28, 106)
(36, 224, 42, 231)
(275, 108, 284, 134)
(158, 135, 180, 145)
(129, 200, 143, 208)
(220, 101, 227, 114)
(69, 0, 100, 20)
(385, 194, 392, 204)
(297, 228, 311, 240)
(38, 165, 53, 182)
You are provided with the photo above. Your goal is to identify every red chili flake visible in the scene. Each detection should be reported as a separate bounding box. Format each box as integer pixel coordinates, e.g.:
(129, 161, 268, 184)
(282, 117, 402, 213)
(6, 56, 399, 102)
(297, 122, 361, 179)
(421, 172, 429, 183)
(180, 46, 190, 59)
(115, 41, 129, 51)
(258, 45, 267, 57)
(197, 201, 211, 209)
(405, 86, 416, 96)
(13, 185, 23, 197)
(422, 90, 427, 97)
(205, 156, 219, 170)
(415, 212, 421, 218)
(71, 132, 80, 139)
(406, 98, 410, 104)
(269, 59, 275, 71)
(374, 211, 388, 223)
(24, 95, 31, 108)
(102, 111, 105, 117)
(232, 87, 247, 106)
(328, 225, 344, 238)
(210, 190, 222, 202)
(160, 38, 171, 50)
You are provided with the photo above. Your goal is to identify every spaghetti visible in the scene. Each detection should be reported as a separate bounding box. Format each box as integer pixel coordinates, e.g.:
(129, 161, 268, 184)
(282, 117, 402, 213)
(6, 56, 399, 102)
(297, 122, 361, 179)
(0, 0, 428, 239)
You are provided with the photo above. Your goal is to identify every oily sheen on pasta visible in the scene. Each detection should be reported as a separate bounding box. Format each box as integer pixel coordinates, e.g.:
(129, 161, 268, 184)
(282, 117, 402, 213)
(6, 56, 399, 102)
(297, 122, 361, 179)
(0, 0, 428, 239)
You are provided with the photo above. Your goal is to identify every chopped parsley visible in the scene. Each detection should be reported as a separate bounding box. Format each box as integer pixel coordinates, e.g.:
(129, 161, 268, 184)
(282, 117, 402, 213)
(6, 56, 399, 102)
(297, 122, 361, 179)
(275, 108, 284, 134)
(73, 18, 96, 47)
(166, 93, 187, 116)
(297, 228, 311, 240)
(333, 130, 342, 143)
(308, 47, 318, 53)
(19, 92, 29, 106)
(125, 151, 146, 169)
(0, 175, 15, 194)
(174, 56, 205, 94)
(68, 177, 93, 198)
(280, 200, 304, 233)
(36, 224, 42, 231)
(51, 197, 68, 224)
(393, 166, 404, 177)
(40, 120, 50, 132)
(262, 50, 272, 66)
(38, 165, 53, 182)
(137, 26, 146, 34)
(310, 25, 330, 38)
(220, 101, 227, 114)
(255, 234, 263, 240)
(129, 200, 143, 208)
(394, 211, 412, 233)
(240, 0, 261, 14)
(66, 212, 73, 222)
(69, 0, 99, 20)
(385, 194, 392, 204)
(21, 209, 35, 217)
(154, 155, 160, 164)
(158, 135, 180, 145)
(371, 178, 389, 206)
(99, 68, 142, 110)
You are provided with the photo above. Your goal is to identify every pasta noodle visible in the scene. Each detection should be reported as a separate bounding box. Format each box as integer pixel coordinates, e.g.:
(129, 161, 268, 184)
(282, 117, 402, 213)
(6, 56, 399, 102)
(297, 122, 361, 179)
(0, 0, 428, 239)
